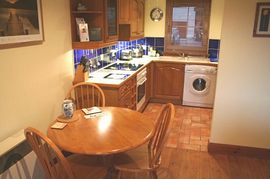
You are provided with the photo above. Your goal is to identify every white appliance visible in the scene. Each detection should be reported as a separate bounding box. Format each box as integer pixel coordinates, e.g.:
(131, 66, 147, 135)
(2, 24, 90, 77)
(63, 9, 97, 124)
(183, 65, 217, 108)
(136, 67, 147, 110)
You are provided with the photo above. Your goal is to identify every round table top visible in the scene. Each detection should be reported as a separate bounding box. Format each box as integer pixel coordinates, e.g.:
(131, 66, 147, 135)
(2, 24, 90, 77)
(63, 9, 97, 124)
(47, 107, 154, 155)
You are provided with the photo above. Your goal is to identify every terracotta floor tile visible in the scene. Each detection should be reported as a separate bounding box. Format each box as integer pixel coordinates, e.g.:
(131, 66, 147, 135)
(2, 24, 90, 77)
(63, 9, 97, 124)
(166, 137, 178, 148)
(201, 136, 210, 142)
(201, 128, 210, 136)
(190, 139, 203, 145)
(178, 135, 190, 144)
(200, 145, 208, 152)
(191, 116, 201, 122)
(143, 103, 213, 152)
(191, 123, 208, 128)
(178, 143, 201, 151)
(191, 128, 200, 134)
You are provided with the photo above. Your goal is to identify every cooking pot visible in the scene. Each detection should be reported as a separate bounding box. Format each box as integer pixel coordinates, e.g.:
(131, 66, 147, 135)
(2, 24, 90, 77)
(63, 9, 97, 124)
(120, 50, 132, 60)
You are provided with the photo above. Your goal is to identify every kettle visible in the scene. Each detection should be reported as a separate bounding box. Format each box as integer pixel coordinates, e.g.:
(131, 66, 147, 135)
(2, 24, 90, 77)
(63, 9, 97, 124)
(120, 50, 132, 61)
(132, 44, 143, 58)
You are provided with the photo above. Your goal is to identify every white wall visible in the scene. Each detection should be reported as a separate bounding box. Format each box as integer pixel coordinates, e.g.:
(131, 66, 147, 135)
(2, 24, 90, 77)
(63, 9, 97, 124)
(144, 0, 225, 39)
(0, 0, 74, 142)
(210, 0, 270, 149)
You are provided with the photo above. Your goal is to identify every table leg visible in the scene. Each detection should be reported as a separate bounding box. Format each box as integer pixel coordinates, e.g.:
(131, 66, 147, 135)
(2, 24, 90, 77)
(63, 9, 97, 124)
(102, 154, 118, 179)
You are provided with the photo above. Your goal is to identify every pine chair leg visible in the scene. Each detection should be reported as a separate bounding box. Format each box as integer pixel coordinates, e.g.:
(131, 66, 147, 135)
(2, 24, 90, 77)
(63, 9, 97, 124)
(150, 170, 158, 179)
(116, 170, 122, 179)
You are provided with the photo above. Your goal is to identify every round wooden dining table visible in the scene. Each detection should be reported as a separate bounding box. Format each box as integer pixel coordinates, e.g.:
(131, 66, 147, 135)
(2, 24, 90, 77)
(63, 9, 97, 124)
(47, 107, 154, 155)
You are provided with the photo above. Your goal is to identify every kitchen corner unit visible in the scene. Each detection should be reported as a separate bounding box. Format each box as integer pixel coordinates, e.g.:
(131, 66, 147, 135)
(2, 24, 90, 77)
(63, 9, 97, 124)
(87, 60, 151, 111)
(87, 56, 217, 111)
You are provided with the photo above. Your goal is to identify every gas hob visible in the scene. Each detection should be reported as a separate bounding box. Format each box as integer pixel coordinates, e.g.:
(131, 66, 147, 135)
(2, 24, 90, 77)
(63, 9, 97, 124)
(104, 63, 144, 71)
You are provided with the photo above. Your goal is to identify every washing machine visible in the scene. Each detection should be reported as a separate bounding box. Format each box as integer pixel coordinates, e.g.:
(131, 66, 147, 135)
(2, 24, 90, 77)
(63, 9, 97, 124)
(182, 65, 217, 108)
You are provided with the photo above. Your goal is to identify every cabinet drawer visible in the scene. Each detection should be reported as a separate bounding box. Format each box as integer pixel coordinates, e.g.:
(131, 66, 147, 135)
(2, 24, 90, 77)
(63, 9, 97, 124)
(119, 91, 136, 109)
(119, 78, 135, 98)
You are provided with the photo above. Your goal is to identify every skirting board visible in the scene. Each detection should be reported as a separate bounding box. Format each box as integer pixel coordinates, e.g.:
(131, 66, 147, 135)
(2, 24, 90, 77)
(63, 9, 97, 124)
(208, 142, 270, 159)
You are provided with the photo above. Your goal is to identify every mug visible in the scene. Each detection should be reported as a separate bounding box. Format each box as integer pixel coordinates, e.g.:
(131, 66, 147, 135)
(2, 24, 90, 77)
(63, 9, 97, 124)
(62, 99, 74, 119)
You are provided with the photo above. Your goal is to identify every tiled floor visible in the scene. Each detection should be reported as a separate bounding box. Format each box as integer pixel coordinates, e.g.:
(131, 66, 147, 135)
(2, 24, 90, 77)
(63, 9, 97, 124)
(143, 103, 213, 152)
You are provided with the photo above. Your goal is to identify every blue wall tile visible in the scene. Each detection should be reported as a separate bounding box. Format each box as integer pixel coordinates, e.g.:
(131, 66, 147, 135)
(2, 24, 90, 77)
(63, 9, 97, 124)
(73, 37, 220, 72)
(156, 47, 164, 56)
(155, 38, 164, 47)
(209, 49, 219, 59)
(209, 39, 220, 49)
(137, 38, 145, 45)
(208, 39, 220, 62)
(146, 37, 154, 46)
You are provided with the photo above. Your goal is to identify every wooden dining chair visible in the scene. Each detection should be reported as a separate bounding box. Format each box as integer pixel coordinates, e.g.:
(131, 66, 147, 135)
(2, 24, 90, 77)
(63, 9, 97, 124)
(112, 103, 175, 179)
(65, 82, 105, 109)
(24, 127, 107, 179)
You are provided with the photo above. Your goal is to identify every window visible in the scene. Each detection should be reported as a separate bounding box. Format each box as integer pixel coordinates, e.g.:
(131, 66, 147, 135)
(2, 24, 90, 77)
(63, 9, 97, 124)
(164, 0, 211, 56)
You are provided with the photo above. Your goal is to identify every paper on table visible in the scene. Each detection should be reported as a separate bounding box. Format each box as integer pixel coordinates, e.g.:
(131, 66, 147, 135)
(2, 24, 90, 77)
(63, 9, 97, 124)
(84, 112, 103, 119)
(51, 122, 67, 129)
(82, 107, 102, 115)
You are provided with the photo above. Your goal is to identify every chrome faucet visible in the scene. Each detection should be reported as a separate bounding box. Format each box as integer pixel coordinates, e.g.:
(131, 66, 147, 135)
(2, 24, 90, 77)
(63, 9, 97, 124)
(172, 49, 185, 58)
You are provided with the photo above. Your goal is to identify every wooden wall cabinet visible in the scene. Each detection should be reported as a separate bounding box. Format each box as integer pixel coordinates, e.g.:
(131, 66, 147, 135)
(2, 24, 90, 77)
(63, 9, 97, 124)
(100, 76, 136, 110)
(70, 0, 118, 49)
(152, 62, 185, 104)
(118, 0, 145, 41)
(104, 0, 119, 43)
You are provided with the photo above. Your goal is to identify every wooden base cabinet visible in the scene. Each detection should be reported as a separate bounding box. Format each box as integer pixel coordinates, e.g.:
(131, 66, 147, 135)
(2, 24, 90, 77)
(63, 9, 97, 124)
(146, 62, 153, 103)
(100, 76, 136, 110)
(152, 62, 185, 104)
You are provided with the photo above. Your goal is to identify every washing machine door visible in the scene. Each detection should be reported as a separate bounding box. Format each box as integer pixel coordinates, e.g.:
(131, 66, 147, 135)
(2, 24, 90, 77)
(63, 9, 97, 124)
(189, 75, 210, 95)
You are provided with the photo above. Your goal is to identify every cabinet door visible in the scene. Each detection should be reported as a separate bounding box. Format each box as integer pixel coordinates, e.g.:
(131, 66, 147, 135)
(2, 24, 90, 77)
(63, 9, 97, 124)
(118, 76, 136, 109)
(105, 0, 118, 42)
(153, 62, 185, 100)
(137, 0, 144, 36)
(118, 0, 130, 24)
(130, 0, 139, 37)
(146, 62, 153, 102)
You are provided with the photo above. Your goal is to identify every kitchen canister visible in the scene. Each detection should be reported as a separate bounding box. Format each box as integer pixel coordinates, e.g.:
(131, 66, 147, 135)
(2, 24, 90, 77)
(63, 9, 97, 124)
(62, 99, 74, 119)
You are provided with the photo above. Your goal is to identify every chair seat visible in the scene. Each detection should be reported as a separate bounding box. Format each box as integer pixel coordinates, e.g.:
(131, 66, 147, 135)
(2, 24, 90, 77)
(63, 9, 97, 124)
(68, 154, 107, 179)
(113, 144, 154, 172)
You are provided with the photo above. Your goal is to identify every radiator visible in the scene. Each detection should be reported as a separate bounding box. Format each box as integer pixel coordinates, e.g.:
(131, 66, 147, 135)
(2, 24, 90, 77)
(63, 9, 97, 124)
(0, 130, 44, 179)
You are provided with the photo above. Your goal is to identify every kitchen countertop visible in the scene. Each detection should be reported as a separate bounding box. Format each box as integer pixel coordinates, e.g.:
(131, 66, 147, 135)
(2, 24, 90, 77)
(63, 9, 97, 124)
(87, 56, 218, 87)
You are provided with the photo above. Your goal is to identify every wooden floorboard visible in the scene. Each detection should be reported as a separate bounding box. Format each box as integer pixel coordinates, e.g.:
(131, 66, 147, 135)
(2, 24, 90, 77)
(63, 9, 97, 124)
(92, 103, 270, 179)
(95, 147, 270, 179)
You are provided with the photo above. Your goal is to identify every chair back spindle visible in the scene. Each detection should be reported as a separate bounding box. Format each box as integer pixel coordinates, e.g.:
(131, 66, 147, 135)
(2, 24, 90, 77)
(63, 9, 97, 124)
(66, 82, 105, 109)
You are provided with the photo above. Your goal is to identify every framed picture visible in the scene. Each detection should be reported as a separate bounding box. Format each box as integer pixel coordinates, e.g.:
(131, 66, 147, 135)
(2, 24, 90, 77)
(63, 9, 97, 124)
(0, 0, 44, 48)
(253, 2, 270, 37)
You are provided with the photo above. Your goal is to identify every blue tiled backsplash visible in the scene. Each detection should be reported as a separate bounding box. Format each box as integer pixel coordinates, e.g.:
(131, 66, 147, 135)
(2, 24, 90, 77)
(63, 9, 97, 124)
(74, 38, 220, 72)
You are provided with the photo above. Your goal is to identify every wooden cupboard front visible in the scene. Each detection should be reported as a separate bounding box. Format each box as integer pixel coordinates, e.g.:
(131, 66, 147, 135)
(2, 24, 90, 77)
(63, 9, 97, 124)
(152, 62, 185, 104)
(118, 0, 145, 41)
(70, 0, 118, 49)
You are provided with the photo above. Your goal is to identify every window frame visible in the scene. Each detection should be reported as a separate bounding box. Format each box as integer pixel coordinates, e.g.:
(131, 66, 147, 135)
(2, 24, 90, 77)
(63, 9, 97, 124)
(164, 0, 211, 56)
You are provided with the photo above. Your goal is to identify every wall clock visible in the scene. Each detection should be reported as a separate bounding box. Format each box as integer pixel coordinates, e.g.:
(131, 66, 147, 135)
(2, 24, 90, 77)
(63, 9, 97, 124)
(150, 8, 163, 22)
